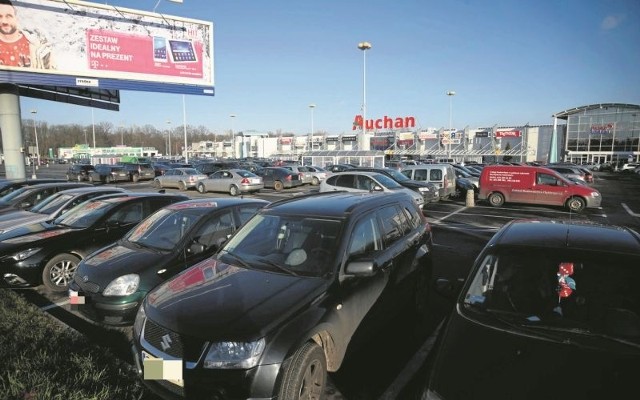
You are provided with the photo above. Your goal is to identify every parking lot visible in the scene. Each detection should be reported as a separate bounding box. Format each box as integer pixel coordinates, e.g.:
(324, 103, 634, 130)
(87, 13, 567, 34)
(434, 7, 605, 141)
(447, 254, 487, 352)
(3, 164, 640, 399)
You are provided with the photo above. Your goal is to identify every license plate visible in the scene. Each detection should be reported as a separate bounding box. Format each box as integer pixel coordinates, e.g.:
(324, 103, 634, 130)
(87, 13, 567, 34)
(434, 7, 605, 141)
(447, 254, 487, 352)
(141, 350, 184, 387)
(250, 178, 260, 184)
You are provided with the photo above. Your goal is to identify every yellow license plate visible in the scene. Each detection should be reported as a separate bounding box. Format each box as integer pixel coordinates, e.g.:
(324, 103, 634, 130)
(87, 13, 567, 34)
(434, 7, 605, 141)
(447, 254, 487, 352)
(141, 350, 184, 387)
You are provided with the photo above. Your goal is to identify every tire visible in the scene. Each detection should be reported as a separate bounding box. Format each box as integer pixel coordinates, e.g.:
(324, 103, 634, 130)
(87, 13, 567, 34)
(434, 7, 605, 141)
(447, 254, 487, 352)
(132, 173, 140, 183)
(566, 196, 586, 213)
(274, 181, 284, 191)
(77, 174, 83, 182)
(153, 179, 161, 189)
(278, 342, 326, 400)
(229, 185, 239, 196)
(197, 183, 206, 194)
(312, 177, 320, 186)
(106, 175, 114, 184)
(488, 192, 505, 207)
(42, 254, 81, 292)
(66, 174, 71, 181)
(178, 181, 187, 191)
(88, 175, 94, 184)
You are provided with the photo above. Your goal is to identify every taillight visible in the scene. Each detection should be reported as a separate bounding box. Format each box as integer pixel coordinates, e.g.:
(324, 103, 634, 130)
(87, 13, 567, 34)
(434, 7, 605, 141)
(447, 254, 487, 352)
(444, 177, 449, 188)
(286, 175, 292, 181)
(240, 178, 250, 185)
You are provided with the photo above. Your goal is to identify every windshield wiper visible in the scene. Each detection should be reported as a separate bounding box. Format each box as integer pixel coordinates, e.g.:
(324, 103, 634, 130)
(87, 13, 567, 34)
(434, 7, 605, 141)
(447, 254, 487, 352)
(256, 257, 299, 277)
(221, 251, 255, 270)
(128, 240, 163, 253)
(522, 325, 640, 349)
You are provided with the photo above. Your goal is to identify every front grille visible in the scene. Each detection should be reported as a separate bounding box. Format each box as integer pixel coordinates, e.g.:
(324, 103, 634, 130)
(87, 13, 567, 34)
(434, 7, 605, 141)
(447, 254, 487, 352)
(73, 275, 100, 293)
(143, 319, 184, 358)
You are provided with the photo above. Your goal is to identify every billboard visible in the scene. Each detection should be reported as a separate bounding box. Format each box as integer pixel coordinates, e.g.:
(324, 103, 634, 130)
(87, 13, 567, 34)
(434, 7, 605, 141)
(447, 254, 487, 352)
(495, 129, 522, 138)
(0, 0, 214, 96)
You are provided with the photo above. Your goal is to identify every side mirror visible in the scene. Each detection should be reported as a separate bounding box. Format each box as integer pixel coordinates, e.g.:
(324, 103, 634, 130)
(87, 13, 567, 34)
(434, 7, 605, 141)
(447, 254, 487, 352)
(372, 185, 384, 192)
(187, 242, 205, 256)
(345, 260, 377, 277)
(19, 201, 33, 209)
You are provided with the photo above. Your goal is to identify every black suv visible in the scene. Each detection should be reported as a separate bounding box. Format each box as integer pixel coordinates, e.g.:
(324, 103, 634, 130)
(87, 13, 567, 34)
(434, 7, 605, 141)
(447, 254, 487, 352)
(132, 191, 433, 399)
(119, 163, 156, 182)
(66, 164, 95, 181)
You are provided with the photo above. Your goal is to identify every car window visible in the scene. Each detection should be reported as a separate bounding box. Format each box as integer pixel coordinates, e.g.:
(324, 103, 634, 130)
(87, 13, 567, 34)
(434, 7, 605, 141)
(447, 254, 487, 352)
(537, 172, 560, 186)
(355, 175, 374, 190)
(108, 202, 143, 225)
(31, 193, 73, 214)
(192, 211, 235, 249)
(402, 203, 422, 229)
(238, 205, 263, 225)
(412, 169, 428, 181)
(429, 169, 443, 180)
(348, 213, 382, 258)
(335, 174, 356, 188)
(378, 205, 411, 246)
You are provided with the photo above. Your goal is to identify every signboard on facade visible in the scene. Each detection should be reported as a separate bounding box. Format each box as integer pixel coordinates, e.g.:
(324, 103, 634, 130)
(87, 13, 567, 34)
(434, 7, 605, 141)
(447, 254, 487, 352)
(495, 129, 522, 138)
(419, 132, 437, 140)
(590, 123, 614, 134)
(475, 131, 489, 138)
(0, 0, 214, 96)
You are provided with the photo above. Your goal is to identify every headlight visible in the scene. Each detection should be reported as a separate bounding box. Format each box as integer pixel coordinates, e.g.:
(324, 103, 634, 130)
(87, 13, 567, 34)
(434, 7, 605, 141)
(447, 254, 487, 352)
(133, 303, 146, 338)
(103, 274, 140, 296)
(204, 338, 266, 369)
(418, 187, 430, 192)
(591, 192, 601, 197)
(9, 248, 41, 261)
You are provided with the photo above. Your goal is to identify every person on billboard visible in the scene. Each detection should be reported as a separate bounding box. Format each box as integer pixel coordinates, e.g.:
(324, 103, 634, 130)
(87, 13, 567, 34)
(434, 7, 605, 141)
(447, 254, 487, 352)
(0, 0, 55, 69)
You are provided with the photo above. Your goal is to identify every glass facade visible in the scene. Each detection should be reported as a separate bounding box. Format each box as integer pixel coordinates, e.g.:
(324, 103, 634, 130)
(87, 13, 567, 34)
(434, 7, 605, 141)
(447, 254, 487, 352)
(560, 104, 640, 164)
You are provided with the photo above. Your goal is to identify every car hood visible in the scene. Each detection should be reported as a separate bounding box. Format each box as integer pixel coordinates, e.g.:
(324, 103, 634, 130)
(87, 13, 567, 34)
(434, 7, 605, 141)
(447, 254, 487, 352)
(429, 310, 640, 399)
(0, 222, 72, 244)
(0, 211, 47, 231)
(78, 242, 169, 288)
(145, 258, 328, 341)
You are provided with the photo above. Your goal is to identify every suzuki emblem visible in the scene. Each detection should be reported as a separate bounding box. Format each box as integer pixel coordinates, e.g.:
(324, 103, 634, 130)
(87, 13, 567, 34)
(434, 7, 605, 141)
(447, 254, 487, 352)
(160, 334, 173, 351)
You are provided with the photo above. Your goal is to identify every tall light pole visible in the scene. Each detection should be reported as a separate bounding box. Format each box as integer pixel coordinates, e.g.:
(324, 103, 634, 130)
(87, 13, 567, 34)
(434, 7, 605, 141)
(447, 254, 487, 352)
(446, 90, 456, 160)
(358, 41, 371, 150)
(153, 0, 183, 13)
(31, 110, 40, 179)
(230, 114, 236, 158)
(182, 94, 188, 163)
(309, 103, 315, 152)
(91, 108, 96, 148)
(166, 120, 172, 158)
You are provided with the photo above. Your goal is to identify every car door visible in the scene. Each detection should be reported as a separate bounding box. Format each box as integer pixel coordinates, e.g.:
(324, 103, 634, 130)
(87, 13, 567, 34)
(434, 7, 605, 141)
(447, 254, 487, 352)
(534, 171, 569, 206)
(209, 170, 230, 193)
(261, 169, 275, 187)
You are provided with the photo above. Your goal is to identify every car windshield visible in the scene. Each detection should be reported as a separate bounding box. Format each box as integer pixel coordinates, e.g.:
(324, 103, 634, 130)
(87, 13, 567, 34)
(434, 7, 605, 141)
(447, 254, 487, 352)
(463, 247, 640, 347)
(53, 198, 118, 228)
(384, 169, 410, 182)
(0, 186, 30, 202)
(372, 174, 403, 189)
(183, 168, 199, 175)
(126, 208, 204, 251)
(219, 214, 342, 278)
(30, 193, 73, 215)
(236, 170, 258, 178)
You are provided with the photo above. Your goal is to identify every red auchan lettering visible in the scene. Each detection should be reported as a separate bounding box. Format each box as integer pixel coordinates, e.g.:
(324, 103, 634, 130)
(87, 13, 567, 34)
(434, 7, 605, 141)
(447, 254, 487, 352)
(353, 115, 416, 131)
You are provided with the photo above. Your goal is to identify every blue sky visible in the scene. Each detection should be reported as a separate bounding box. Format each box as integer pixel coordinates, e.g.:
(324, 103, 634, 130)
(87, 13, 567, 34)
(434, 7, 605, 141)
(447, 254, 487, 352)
(20, 0, 640, 135)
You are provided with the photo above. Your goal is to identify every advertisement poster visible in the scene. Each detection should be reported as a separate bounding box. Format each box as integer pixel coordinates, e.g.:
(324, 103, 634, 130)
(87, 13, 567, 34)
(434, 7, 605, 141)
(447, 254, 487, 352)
(0, 0, 214, 93)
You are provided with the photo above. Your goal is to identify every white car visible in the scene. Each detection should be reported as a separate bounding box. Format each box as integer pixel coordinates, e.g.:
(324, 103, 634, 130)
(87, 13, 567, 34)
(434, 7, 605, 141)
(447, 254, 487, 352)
(306, 165, 329, 185)
(319, 170, 425, 207)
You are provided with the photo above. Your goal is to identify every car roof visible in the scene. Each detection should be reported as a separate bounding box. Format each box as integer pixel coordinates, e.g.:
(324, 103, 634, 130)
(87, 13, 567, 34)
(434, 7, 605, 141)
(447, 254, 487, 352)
(22, 182, 93, 189)
(56, 186, 127, 194)
(165, 197, 269, 211)
(492, 219, 640, 256)
(263, 191, 412, 219)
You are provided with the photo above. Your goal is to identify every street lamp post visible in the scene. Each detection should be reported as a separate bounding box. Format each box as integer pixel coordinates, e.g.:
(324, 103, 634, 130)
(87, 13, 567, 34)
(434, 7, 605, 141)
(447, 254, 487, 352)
(309, 104, 315, 152)
(166, 120, 172, 158)
(182, 95, 188, 163)
(91, 108, 96, 148)
(358, 41, 371, 150)
(230, 114, 236, 158)
(30, 110, 40, 170)
(446, 90, 456, 160)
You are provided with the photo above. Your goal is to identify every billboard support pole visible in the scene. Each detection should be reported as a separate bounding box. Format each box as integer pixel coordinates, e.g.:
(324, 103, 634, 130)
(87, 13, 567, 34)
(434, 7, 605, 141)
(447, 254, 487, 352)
(0, 84, 27, 179)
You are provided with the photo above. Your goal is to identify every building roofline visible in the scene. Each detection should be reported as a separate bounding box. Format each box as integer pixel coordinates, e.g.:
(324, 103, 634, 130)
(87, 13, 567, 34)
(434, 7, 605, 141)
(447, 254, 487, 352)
(552, 103, 640, 119)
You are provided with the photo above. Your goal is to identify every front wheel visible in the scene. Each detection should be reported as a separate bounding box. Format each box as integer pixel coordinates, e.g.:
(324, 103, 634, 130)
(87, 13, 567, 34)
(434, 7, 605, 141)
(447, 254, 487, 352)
(42, 254, 81, 292)
(274, 181, 284, 191)
(278, 342, 326, 400)
(566, 196, 586, 213)
(311, 177, 320, 186)
(132, 173, 140, 183)
(197, 183, 206, 193)
(178, 181, 187, 191)
(77, 174, 84, 182)
(88, 175, 95, 184)
(229, 185, 239, 196)
(488, 192, 505, 207)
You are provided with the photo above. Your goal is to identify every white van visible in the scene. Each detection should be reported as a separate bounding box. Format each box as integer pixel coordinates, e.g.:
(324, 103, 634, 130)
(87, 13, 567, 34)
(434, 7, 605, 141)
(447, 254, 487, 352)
(401, 164, 457, 199)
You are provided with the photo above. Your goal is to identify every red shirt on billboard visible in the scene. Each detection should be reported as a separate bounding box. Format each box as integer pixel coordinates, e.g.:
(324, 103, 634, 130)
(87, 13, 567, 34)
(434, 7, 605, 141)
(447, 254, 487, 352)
(0, 1, 55, 69)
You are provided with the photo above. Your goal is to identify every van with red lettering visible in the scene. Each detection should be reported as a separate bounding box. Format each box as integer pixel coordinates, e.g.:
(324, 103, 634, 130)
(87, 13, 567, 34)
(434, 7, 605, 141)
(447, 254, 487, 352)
(478, 165, 601, 212)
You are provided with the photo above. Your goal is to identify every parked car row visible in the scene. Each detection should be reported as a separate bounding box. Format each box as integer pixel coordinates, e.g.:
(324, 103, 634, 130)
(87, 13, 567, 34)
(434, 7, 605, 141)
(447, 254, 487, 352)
(67, 162, 156, 183)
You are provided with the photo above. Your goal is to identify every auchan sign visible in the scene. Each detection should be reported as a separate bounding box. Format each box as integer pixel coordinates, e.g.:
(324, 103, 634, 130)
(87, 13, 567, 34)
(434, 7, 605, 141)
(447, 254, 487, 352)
(353, 115, 416, 131)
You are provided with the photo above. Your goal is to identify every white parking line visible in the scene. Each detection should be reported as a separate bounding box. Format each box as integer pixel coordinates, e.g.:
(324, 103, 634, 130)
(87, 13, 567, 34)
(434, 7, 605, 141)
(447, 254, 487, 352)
(622, 203, 640, 217)
(378, 320, 445, 400)
(40, 299, 69, 311)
